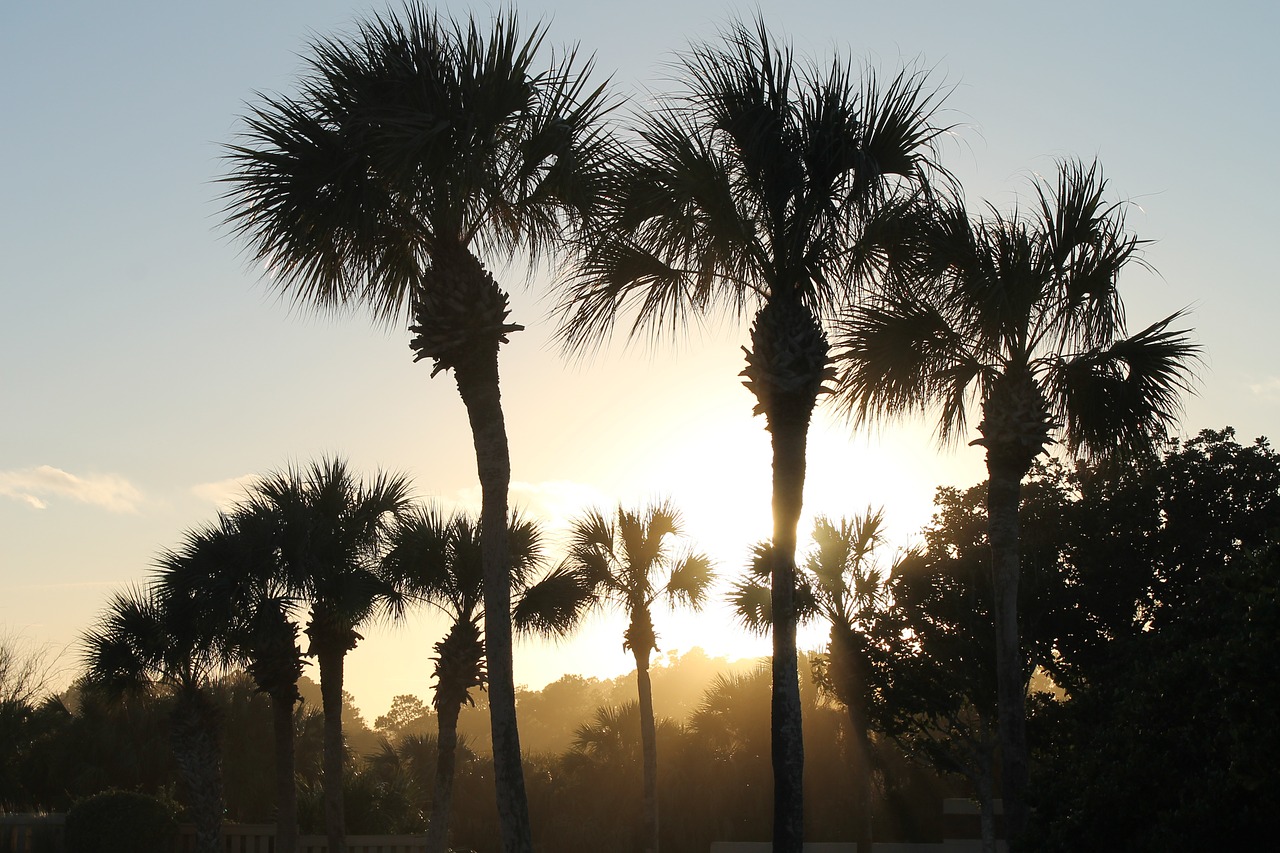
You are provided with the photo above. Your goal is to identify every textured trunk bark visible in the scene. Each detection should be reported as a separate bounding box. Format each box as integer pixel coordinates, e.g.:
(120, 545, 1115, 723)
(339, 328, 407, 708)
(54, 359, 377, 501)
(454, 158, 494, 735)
(170, 692, 223, 853)
(986, 459, 1029, 845)
(425, 699, 463, 853)
(316, 646, 348, 853)
(768, 406, 810, 853)
(271, 691, 299, 853)
(634, 644, 660, 853)
(454, 358, 532, 853)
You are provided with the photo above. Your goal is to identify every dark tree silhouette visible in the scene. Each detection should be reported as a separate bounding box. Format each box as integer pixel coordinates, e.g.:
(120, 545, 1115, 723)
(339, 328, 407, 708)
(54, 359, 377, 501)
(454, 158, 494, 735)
(557, 21, 945, 850)
(382, 506, 589, 853)
(222, 8, 613, 849)
(561, 502, 714, 853)
(833, 159, 1199, 839)
(81, 584, 225, 853)
(243, 458, 411, 853)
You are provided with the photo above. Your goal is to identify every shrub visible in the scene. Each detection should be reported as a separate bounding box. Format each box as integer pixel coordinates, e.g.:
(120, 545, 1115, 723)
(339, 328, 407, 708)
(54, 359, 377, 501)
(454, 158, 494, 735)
(64, 789, 178, 853)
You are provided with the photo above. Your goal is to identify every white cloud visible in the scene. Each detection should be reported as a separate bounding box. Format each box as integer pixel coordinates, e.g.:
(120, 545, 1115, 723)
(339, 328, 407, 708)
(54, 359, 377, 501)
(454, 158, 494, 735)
(0, 466, 143, 512)
(1249, 377, 1280, 399)
(190, 474, 260, 509)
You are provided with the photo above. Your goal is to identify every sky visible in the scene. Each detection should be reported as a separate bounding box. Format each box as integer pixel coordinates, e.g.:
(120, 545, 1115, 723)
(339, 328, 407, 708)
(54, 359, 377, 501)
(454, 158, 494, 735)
(3, 0, 1278, 721)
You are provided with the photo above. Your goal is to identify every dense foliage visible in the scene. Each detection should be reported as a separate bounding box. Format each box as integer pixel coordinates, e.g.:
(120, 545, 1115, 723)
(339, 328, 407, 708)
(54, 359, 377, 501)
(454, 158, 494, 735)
(64, 789, 179, 853)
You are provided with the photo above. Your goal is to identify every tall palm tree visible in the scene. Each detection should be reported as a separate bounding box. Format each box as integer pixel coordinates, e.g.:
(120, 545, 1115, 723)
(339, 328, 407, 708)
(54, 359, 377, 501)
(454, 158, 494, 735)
(221, 8, 614, 850)
(381, 505, 589, 853)
(561, 501, 714, 853)
(244, 457, 411, 853)
(81, 583, 225, 853)
(555, 22, 944, 850)
(730, 511, 894, 853)
(157, 507, 308, 853)
(832, 159, 1200, 839)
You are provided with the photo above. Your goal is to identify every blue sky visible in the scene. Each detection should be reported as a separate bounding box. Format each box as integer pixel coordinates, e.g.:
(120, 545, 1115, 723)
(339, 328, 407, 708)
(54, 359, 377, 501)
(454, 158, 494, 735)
(3, 0, 1276, 718)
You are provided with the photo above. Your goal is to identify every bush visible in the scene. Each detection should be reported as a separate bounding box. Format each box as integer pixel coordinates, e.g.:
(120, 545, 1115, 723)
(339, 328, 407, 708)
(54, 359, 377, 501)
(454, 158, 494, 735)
(64, 789, 178, 853)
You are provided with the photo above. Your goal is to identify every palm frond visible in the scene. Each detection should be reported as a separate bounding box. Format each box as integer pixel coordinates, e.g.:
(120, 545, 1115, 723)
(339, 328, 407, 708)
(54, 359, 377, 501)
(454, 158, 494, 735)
(665, 553, 715, 609)
(1046, 312, 1200, 460)
(512, 564, 593, 639)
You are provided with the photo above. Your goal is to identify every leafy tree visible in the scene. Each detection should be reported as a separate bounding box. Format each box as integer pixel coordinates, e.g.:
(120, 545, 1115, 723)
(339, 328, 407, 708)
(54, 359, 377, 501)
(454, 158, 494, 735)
(222, 7, 613, 848)
(557, 20, 945, 849)
(833, 160, 1199, 837)
(382, 506, 589, 853)
(860, 469, 1072, 853)
(375, 695, 433, 740)
(562, 502, 714, 853)
(81, 584, 225, 853)
(1028, 429, 1280, 851)
(243, 457, 411, 853)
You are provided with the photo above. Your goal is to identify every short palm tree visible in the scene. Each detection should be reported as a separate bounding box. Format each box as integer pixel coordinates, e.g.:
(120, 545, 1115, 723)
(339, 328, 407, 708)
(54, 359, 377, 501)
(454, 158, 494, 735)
(381, 506, 589, 853)
(561, 501, 714, 853)
(244, 457, 411, 853)
(832, 159, 1200, 838)
(157, 507, 308, 853)
(81, 582, 225, 853)
(731, 512, 894, 853)
(555, 22, 944, 849)
(221, 8, 614, 849)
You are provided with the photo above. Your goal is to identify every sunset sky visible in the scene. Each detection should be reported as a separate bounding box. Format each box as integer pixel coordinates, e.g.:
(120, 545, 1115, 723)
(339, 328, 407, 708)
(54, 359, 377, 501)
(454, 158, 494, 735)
(3, 0, 1277, 721)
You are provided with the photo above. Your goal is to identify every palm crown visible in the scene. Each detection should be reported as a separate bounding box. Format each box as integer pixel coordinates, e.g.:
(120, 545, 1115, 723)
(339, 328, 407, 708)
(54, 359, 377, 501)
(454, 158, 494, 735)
(835, 159, 1199, 464)
(557, 20, 947, 349)
(222, 6, 614, 371)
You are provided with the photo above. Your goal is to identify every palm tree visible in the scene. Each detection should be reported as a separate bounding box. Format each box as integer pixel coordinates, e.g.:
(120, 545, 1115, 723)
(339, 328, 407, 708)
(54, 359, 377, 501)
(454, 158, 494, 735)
(381, 505, 589, 853)
(81, 583, 225, 853)
(561, 501, 714, 853)
(221, 8, 613, 850)
(832, 159, 1200, 839)
(731, 513, 894, 853)
(555, 22, 944, 849)
(157, 507, 308, 853)
(243, 457, 411, 853)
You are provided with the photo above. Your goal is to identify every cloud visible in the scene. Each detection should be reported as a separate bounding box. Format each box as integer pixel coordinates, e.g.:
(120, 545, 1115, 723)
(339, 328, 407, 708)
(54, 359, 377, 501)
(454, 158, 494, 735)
(1249, 377, 1280, 399)
(0, 466, 143, 512)
(191, 474, 260, 509)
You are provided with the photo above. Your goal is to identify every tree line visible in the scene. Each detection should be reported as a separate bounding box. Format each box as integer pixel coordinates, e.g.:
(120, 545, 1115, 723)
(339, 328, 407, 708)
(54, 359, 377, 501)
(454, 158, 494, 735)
(3, 2, 1217, 852)
(5, 428, 1276, 852)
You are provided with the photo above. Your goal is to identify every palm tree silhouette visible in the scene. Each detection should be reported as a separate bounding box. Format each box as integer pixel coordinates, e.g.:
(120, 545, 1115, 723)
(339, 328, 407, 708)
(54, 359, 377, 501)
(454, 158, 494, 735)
(555, 22, 944, 849)
(81, 583, 225, 853)
(832, 159, 1200, 837)
(221, 8, 613, 849)
(381, 506, 589, 853)
(156, 507, 308, 853)
(561, 501, 714, 853)
(731, 511, 895, 853)
(243, 457, 411, 853)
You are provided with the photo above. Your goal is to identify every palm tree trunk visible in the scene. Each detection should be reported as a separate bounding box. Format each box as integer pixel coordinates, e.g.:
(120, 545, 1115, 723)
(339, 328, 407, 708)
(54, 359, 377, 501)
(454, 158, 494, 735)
(830, 625, 873, 853)
(768, 405, 810, 853)
(316, 645, 348, 853)
(425, 699, 464, 853)
(271, 690, 299, 853)
(986, 459, 1029, 844)
(454, 356, 533, 853)
(633, 642, 660, 853)
(170, 690, 223, 853)
(846, 706, 875, 853)
(742, 296, 829, 853)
